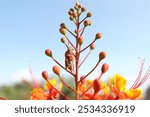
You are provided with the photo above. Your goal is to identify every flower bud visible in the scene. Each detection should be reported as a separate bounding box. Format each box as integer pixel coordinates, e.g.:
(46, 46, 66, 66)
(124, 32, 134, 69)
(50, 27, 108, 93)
(80, 75, 85, 83)
(88, 20, 92, 26)
(93, 78, 101, 94)
(95, 32, 102, 39)
(59, 28, 66, 35)
(81, 7, 86, 12)
(70, 16, 74, 21)
(53, 66, 60, 76)
(60, 23, 66, 28)
(70, 8, 74, 12)
(78, 36, 84, 45)
(74, 29, 77, 34)
(68, 10, 72, 15)
(73, 12, 77, 18)
(87, 12, 92, 17)
(45, 49, 52, 57)
(90, 43, 95, 50)
(60, 37, 66, 43)
(42, 71, 49, 80)
(99, 51, 106, 61)
(101, 63, 109, 74)
(84, 20, 89, 27)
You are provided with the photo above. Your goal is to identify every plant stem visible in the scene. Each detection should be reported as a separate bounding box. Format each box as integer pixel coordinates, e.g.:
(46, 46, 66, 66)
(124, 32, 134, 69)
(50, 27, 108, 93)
(78, 60, 100, 84)
(80, 39, 96, 53)
(52, 57, 75, 76)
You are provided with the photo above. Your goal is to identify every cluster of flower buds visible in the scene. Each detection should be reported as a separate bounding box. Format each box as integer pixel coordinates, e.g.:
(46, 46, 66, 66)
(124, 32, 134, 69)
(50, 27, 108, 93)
(36, 1, 110, 100)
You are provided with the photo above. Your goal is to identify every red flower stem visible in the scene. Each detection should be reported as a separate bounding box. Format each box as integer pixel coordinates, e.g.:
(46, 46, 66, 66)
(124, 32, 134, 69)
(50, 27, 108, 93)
(78, 60, 100, 84)
(65, 35, 76, 51)
(78, 84, 93, 99)
(58, 75, 77, 94)
(66, 28, 76, 38)
(80, 27, 85, 37)
(80, 39, 96, 53)
(79, 16, 87, 25)
(52, 57, 75, 76)
(78, 50, 91, 68)
(74, 16, 81, 100)
(46, 79, 71, 100)
(98, 73, 103, 79)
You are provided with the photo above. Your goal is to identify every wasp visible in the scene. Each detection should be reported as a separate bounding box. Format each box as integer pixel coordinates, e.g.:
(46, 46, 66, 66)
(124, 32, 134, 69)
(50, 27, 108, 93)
(65, 48, 75, 72)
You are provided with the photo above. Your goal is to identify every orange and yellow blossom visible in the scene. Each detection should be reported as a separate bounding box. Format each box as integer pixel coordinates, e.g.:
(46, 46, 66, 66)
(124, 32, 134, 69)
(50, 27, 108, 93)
(109, 74, 142, 100)
(31, 79, 62, 100)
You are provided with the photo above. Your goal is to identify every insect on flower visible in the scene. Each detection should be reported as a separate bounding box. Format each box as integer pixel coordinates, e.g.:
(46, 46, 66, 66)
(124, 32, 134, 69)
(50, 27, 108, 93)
(65, 47, 75, 72)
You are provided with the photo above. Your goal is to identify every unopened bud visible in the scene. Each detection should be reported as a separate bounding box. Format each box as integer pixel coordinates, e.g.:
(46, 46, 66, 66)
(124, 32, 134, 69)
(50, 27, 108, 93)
(59, 28, 66, 35)
(84, 20, 89, 27)
(68, 10, 72, 15)
(78, 36, 84, 45)
(101, 63, 109, 74)
(99, 51, 106, 61)
(74, 29, 77, 34)
(73, 12, 77, 18)
(90, 43, 95, 50)
(93, 78, 101, 94)
(70, 8, 74, 12)
(81, 7, 86, 12)
(42, 71, 49, 80)
(87, 12, 92, 17)
(80, 75, 85, 83)
(70, 16, 74, 21)
(95, 32, 102, 39)
(45, 49, 52, 57)
(60, 23, 66, 28)
(61, 38, 66, 43)
(88, 20, 92, 26)
(53, 66, 60, 76)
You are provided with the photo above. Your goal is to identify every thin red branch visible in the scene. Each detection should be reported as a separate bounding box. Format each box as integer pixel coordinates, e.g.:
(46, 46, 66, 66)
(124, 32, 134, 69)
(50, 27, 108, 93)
(78, 60, 100, 84)
(46, 79, 71, 100)
(52, 57, 75, 76)
(80, 39, 96, 53)
(78, 50, 91, 68)
(58, 75, 77, 94)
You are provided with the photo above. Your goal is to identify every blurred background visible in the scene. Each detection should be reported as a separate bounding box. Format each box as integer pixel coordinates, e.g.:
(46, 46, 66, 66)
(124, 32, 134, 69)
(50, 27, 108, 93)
(0, 0, 150, 99)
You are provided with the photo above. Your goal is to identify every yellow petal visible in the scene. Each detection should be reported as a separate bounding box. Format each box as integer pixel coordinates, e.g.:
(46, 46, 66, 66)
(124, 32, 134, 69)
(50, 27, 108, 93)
(126, 89, 142, 99)
(44, 79, 57, 90)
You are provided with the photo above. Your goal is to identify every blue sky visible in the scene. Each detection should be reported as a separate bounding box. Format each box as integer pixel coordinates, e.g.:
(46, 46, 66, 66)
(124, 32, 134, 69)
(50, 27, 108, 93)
(0, 0, 150, 89)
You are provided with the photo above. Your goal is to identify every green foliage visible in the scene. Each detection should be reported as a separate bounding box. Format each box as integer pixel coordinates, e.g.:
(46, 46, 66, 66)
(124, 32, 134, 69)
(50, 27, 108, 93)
(0, 82, 32, 100)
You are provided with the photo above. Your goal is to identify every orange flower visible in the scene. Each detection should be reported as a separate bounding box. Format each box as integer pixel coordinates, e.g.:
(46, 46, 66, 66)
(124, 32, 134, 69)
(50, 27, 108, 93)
(31, 87, 47, 100)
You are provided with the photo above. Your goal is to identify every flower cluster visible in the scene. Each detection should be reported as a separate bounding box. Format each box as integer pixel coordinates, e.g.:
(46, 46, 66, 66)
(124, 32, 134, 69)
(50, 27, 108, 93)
(30, 1, 150, 100)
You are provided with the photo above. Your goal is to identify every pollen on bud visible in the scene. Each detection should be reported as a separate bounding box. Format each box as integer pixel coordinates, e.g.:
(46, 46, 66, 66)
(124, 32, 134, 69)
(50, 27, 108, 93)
(95, 32, 102, 39)
(42, 71, 49, 80)
(90, 43, 95, 50)
(93, 78, 101, 94)
(81, 7, 86, 12)
(87, 12, 92, 17)
(53, 66, 60, 76)
(99, 51, 106, 61)
(101, 63, 109, 74)
(59, 28, 66, 35)
(78, 36, 84, 45)
(60, 37, 66, 43)
(45, 49, 52, 57)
